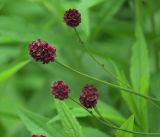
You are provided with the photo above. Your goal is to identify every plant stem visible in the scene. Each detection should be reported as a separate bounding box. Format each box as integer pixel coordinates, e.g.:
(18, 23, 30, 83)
(69, 97, 160, 135)
(94, 107, 115, 127)
(74, 28, 131, 88)
(55, 60, 160, 102)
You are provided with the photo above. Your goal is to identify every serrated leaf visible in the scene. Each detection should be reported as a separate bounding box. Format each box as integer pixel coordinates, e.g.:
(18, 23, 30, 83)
(0, 60, 30, 83)
(17, 106, 62, 137)
(115, 115, 134, 137)
(55, 100, 84, 137)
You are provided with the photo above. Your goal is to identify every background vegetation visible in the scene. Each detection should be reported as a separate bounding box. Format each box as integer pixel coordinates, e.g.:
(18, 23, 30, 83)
(0, 0, 160, 137)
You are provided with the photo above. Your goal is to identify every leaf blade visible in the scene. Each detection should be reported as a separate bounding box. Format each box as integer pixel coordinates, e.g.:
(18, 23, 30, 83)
(55, 100, 84, 137)
(116, 115, 134, 137)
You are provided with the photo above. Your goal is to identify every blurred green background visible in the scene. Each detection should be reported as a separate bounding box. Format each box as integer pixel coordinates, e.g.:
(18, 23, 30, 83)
(0, 0, 160, 137)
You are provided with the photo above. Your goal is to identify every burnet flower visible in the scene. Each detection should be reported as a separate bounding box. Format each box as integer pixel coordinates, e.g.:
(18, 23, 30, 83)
(32, 135, 46, 137)
(29, 39, 56, 64)
(51, 80, 70, 100)
(64, 9, 81, 27)
(79, 84, 99, 108)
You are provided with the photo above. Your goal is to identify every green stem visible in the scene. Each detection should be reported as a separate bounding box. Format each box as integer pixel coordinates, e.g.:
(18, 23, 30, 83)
(69, 97, 160, 135)
(94, 107, 115, 127)
(55, 60, 160, 102)
(74, 28, 131, 88)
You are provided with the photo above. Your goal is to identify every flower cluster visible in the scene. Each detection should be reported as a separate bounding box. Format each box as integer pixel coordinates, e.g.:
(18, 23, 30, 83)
(51, 80, 70, 100)
(32, 135, 46, 137)
(28, 9, 99, 109)
(29, 39, 56, 64)
(79, 84, 99, 108)
(64, 9, 81, 27)
(51, 81, 99, 108)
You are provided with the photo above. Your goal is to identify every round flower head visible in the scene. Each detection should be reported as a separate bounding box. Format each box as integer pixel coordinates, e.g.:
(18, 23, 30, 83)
(64, 9, 81, 27)
(51, 80, 70, 100)
(79, 84, 99, 109)
(32, 135, 46, 137)
(29, 39, 56, 64)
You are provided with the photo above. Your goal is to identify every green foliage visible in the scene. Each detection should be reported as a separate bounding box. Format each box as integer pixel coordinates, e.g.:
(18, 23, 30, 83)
(17, 106, 62, 137)
(130, 24, 149, 95)
(0, 0, 160, 137)
(49, 100, 125, 126)
(0, 60, 30, 82)
(55, 100, 84, 137)
(115, 115, 134, 137)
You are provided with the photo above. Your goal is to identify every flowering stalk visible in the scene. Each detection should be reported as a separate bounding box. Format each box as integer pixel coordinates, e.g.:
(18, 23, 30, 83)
(69, 97, 160, 135)
(93, 107, 115, 127)
(73, 28, 131, 88)
(55, 60, 160, 103)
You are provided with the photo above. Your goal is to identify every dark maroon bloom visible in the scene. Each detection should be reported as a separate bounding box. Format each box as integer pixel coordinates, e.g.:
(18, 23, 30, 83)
(32, 135, 46, 137)
(79, 84, 99, 109)
(51, 80, 70, 100)
(64, 9, 81, 27)
(29, 39, 56, 64)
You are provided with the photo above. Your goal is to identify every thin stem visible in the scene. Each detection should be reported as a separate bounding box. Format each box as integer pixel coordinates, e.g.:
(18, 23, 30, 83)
(55, 60, 160, 102)
(74, 28, 131, 88)
(94, 107, 115, 127)
(69, 97, 160, 135)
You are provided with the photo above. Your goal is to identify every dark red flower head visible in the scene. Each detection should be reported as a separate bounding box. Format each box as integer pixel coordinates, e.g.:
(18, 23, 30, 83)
(64, 9, 81, 27)
(79, 84, 99, 109)
(51, 80, 70, 100)
(32, 135, 46, 137)
(29, 39, 56, 64)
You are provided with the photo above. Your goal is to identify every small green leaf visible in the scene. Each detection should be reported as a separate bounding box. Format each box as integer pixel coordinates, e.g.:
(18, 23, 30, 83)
(17, 106, 61, 137)
(55, 100, 84, 137)
(0, 60, 30, 83)
(115, 115, 134, 137)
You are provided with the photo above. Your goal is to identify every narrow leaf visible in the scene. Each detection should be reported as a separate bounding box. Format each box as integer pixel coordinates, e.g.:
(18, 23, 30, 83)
(55, 100, 84, 137)
(130, 25, 149, 94)
(0, 60, 30, 82)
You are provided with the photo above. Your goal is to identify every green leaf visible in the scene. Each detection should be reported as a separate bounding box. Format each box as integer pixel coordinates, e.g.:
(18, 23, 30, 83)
(115, 115, 134, 137)
(0, 60, 30, 83)
(130, 25, 149, 94)
(17, 106, 62, 137)
(49, 100, 125, 126)
(130, 24, 149, 130)
(55, 100, 84, 137)
(113, 63, 139, 115)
